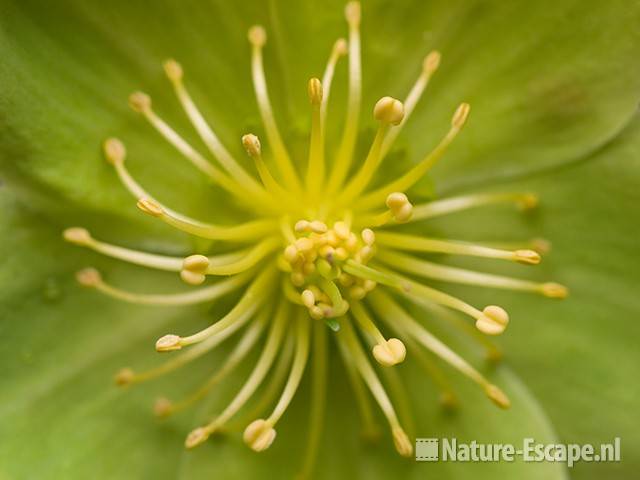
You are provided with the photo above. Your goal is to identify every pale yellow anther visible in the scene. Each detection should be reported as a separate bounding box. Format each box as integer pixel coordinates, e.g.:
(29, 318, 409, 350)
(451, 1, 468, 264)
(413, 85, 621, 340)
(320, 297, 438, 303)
(183, 254, 210, 273)
(248, 25, 267, 47)
(361, 228, 375, 246)
(334, 38, 348, 56)
(485, 384, 511, 409)
(291, 272, 305, 287)
(76, 268, 102, 288)
(373, 96, 405, 126)
(114, 367, 134, 386)
(284, 245, 299, 263)
(242, 133, 262, 157)
(137, 198, 164, 217)
(349, 285, 366, 300)
(334, 247, 349, 261)
(386, 192, 409, 209)
(452, 102, 470, 129)
(519, 193, 539, 210)
(295, 237, 314, 253)
(309, 221, 328, 234)
(63, 227, 91, 246)
(363, 279, 377, 292)
(128, 91, 151, 113)
(301, 289, 315, 308)
(244, 419, 276, 452)
(394, 202, 413, 223)
(180, 270, 206, 285)
(345, 1, 361, 26)
(514, 249, 541, 265)
(345, 232, 358, 251)
(155, 334, 182, 352)
(302, 262, 316, 275)
(308, 78, 323, 105)
(333, 221, 350, 240)
(185, 427, 209, 449)
(154, 397, 173, 418)
(392, 426, 414, 458)
(338, 273, 355, 287)
(309, 305, 325, 320)
(319, 245, 334, 259)
(163, 59, 183, 82)
(423, 50, 441, 74)
(103, 138, 126, 165)
(541, 282, 569, 298)
(294, 220, 310, 232)
(359, 245, 374, 262)
(476, 306, 509, 335)
(372, 338, 406, 367)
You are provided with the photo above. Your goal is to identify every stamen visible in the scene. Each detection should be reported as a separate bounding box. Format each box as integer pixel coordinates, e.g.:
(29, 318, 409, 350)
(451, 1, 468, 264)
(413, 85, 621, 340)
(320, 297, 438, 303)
(180, 237, 280, 285)
(155, 313, 267, 417)
(338, 320, 413, 457)
(410, 192, 539, 222)
(306, 78, 326, 201)
(185, 301, 290, 448)
(380, 50, 441, 158)
(162, 59, 265, 193)
(115, 306, 255, 386)
(370, 290, 510, 409)
(128, 92, 267, 205)
(241, 134, 294, 201)
(375, 231, 541, 265)
(248, 26, 302, 193)
(137, 197, 277, 241)
(320, 38, 348, 130)
(347, 261, 510, 335)
(63, 227, 183, 271)
(160, 267, 276, 351)
(376, 250, 568, 298)
(337, 97, 405, 205)
(357, 103, 471, 211)
(351, 301, 406, 367)
(327, 1, 362, 193)
(76, 268, 252, 305)
(243, 314, 310, 452)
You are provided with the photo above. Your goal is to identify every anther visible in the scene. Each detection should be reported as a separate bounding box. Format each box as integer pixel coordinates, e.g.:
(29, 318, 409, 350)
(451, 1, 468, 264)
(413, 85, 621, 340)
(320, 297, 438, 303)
(484, 384, 511, 409)
(308, 78, 323, 105)
(301, 289, 315, 308)
(63, 227, 91, 246)
(452, 102, 470, 129)
(284, 245, 299, 263)
(310, 221, 328, 233)
(361, 228, 375, 246)
(345, 1, 361, 26)
(541, 282, 569, 298)
(154, 397, 173, 418)
(294, 220, 310, 232)
(75, 268, 102, 288)
(372, 338, 406, 367)
(128, 91, 152, 113)
(137, 198, 164, 217)
(423, 50, 441, 74)
(248, 25, 267, 47)
(385, 192, 413, 223)
(114, 367, 135, 386)
(242, 133, 261, 157)
(243, 419, 276, 452)
(155, 334, 182, 352)
(181, 254, 210, 285)
(334, 38, 348, 56)
(392, 426, 413, 458)
(374, 96, 405, 125)
(476, 306, 509, 335)
(103, 138, 126, 164)
(185, 427, 209, 449)
(163, 59, 183, 82)
(514, 249, 541, 265)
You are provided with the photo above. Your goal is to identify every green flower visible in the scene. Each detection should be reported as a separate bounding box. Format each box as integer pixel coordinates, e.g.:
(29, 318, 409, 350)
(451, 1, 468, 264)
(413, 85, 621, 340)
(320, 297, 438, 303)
(1, 1, 639, 479)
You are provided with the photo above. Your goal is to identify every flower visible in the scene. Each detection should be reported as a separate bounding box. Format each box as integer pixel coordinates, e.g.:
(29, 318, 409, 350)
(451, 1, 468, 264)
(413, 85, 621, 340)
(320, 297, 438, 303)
(60, 0, 567, 466)
(2, 0, 640, 478)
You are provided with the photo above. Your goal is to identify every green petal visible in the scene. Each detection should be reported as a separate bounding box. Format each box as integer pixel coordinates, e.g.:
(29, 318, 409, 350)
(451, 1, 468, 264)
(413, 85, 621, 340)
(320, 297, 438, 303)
(417, 114, 640, 478)
(2, 0, 640, 214)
